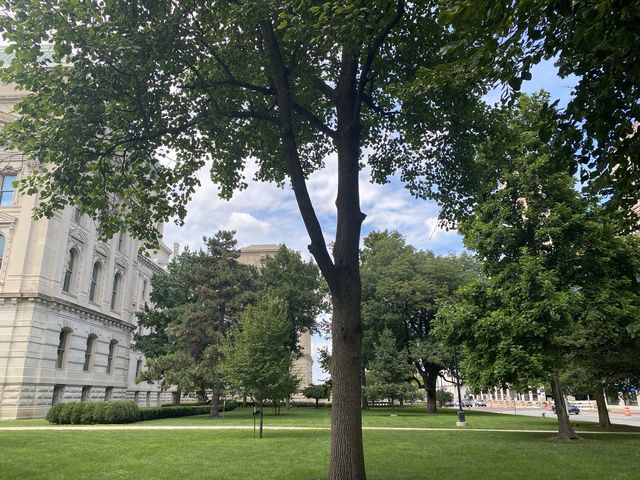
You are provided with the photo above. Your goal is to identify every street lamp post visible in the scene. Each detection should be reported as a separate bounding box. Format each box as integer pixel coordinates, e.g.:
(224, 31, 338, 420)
(453, 349, 467, 426)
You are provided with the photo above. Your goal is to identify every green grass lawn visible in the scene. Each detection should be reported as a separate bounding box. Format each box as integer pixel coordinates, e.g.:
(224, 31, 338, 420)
(1, 427, 639, 480)
(1, 406, 640, 479)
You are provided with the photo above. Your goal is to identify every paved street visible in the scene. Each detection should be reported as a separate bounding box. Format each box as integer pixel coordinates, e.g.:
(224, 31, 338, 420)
(470, 406, 640, 427)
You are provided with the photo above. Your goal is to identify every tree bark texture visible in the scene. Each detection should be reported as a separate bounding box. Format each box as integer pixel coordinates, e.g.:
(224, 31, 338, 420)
(421, 365, 439, 414)
(551, 372, 580, 440)
(329, 286, 366, 480)
(595, 387, 612, 428)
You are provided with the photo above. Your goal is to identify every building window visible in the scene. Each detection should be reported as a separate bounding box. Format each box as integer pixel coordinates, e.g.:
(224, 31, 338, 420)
(56, 329, 71, 369)
(72, 207, 81, 223)
(89, 262, 102, 303)
(134, 391, 140, 404)
(111, 272, 122, 311)
(146, 392, 151, 407)
(104, 386, 113, 401)
(117, 228, 126, 252)
(83, 335, 97, 372)
(0, 234, 5, 270)
(135, 359, 142, 383)
(106, 340, 117, 374)
(62, 248, 78, 293)
(81, 386, 92, 402)
(141, 279, 148, 304)
(0, 174, 16, 207)
(52, 385, 64, 405)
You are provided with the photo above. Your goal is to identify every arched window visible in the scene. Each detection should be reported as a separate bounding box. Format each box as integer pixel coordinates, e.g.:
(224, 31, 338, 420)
(83, 334, 97, 372)
(111, 272, 122, 311)
(89, 262, 102, 303)
(141, 279, 148, 304)
(62, 248, 78, 293)
(56, 328, 72, 369)
(106, 340, 118, 374)
(0, 234, 5, 270)
(135, 359, 142, 383)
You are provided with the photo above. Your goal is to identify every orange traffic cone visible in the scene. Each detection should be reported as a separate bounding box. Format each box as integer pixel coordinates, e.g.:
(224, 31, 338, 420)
(624, 406, 631, 416)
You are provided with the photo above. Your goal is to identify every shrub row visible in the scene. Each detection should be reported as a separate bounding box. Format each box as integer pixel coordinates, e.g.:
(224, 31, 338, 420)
(47, 400, 239, 424)
(46, 400, 140, 424)
(138, 404, 209, 421)
(290, 401, 332, 408)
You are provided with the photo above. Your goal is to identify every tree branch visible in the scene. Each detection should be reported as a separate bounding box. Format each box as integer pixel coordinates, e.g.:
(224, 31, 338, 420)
(260, 19, 336, 283)
(292, 103, 337, 139)
(356, 0, 405, 118)
(313, 77, 338, 102)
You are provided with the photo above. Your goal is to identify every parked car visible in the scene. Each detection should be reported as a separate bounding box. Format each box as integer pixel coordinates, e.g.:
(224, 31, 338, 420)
(552, 403, 580, 415)
(474, 399, 487, 407)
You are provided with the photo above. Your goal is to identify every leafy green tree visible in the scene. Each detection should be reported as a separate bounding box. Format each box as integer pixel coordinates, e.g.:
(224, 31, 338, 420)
(436, 389, 453, 407)
(435, 93, 640, 440)
(361, 231, 477, 413)
(223, 296, 299, 438)
(364, 329, 416, 413)
(0, 2, 487, 476)
(562, 228, 640, 427)
(259, 245, 326, 351)
(302, 383, 332, 408)
(136, 231, 258, 416)
(435, 1, 640, 211)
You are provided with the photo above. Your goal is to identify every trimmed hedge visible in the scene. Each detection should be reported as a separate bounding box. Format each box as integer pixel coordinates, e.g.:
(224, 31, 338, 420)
(47, 400, 239, 424)
(139, 400, 238, 421)
(138, 405, 209, 421)
(47, 400, 140, 425)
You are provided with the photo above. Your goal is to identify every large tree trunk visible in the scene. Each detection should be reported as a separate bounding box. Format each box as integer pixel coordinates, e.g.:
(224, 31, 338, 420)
(423, 365, 439, 414)
(262, 21, 367, 480)
(209, 381, 221, 417)
(172, 388, 181, 405)
(328, 283, 366, 480)
(595, 387, 612, 428)
(551, 372, 580, 440)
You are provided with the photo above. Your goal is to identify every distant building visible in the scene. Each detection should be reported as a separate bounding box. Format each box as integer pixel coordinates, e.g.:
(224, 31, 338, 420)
(0, 81, 173, 420)
(238, 244, 313, 390)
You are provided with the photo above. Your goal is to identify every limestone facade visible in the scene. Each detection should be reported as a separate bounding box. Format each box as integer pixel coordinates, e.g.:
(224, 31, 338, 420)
(0, 82, 173, 419)
(238, 244, 313, 390)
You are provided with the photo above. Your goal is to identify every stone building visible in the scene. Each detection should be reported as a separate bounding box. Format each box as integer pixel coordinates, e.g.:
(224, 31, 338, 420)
(238, 244, 313, 390)
(0, 81, 173, 419)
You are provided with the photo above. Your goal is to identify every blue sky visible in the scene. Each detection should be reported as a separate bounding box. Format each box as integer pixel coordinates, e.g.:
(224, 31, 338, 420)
(164, 59, 576, 383)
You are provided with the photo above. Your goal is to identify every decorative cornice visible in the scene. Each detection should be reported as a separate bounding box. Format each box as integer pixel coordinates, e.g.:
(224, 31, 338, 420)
(94, 243, 109, 259)
(0, 211, 17, 225)
(0, 292, 135, 332)
(68, 226, 88, 245)
(114, 254, 128, 270)
(138, 254, 166, 276)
